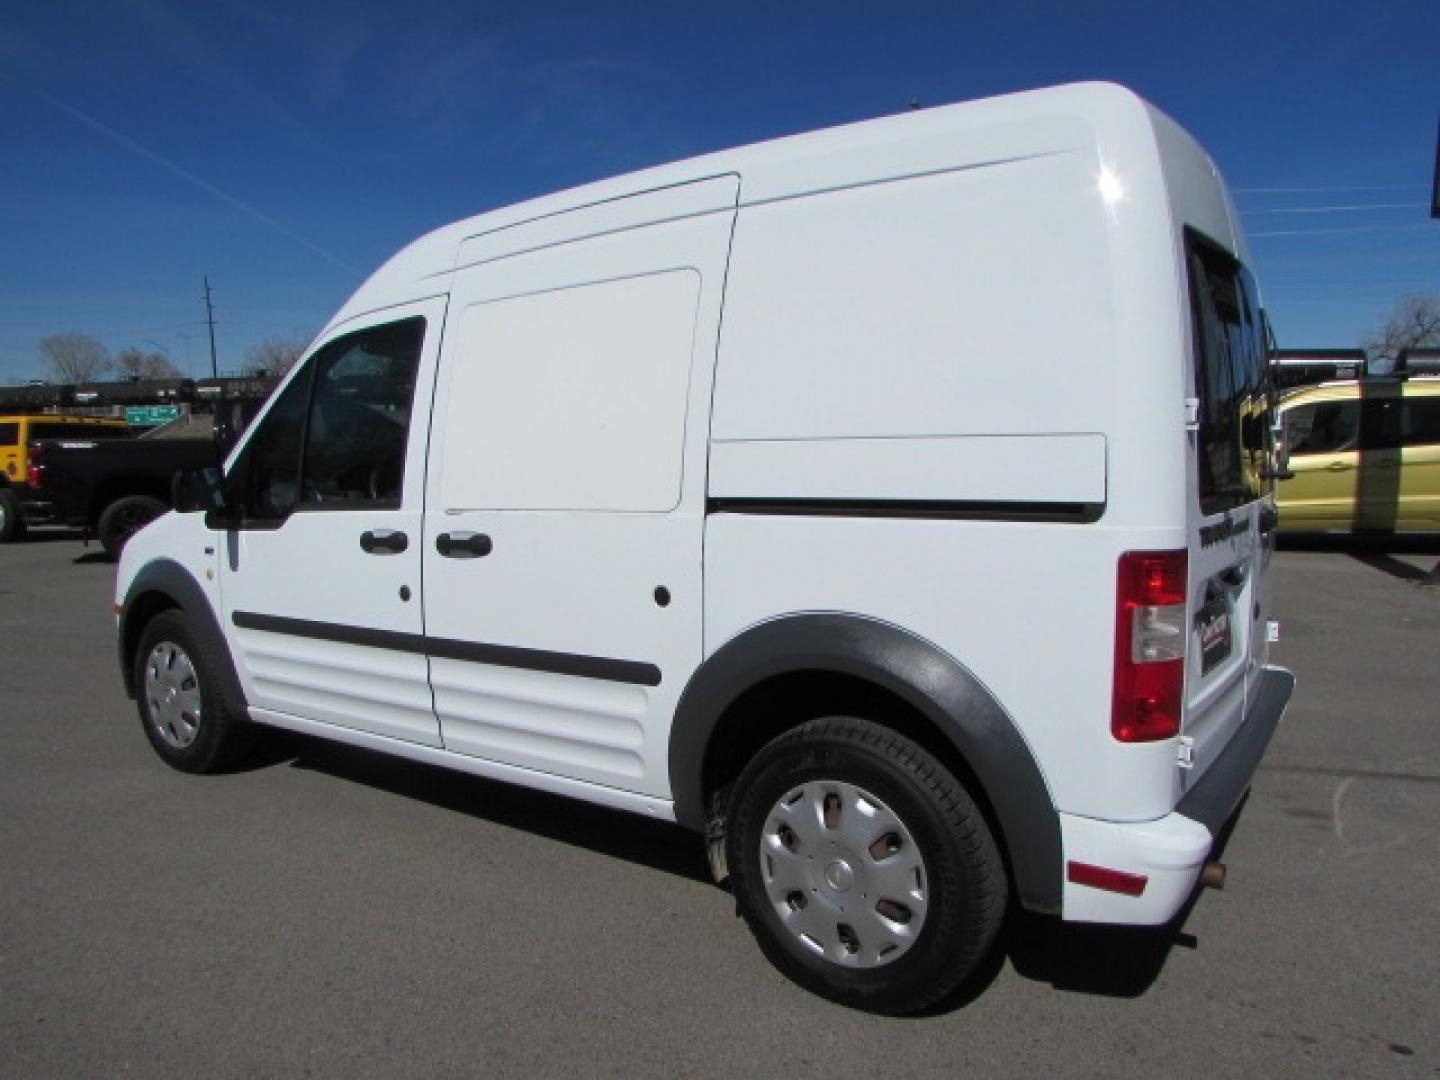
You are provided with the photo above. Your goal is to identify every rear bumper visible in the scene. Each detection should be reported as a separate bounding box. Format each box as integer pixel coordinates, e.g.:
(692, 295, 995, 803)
(1059, 666, 1294, 925)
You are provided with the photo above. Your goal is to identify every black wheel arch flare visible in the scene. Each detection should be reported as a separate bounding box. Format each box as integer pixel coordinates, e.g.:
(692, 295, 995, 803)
(668, 613, 1063, 915)
(119, 558, 248, 719)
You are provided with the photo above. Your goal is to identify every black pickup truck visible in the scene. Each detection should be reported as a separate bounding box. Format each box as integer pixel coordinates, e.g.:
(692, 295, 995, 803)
(22, 398, 269, 556)
(26, 435, 221, 556)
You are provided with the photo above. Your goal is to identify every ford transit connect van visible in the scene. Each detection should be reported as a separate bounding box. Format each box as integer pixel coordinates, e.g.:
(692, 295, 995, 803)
(115, 82, 1293, 1013)
(1276, 376, 1440, 533)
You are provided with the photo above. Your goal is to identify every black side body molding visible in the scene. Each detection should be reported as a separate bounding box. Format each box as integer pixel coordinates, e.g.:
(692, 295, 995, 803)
(669, 613, 1063, 915)
(232, 611, 663, 687)
(119, 559, 249, 718)
(707, 497, 1103, 524)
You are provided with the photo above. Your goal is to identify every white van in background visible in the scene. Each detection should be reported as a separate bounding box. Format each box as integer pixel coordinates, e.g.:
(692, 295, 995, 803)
(116, 82, 1293, 1014)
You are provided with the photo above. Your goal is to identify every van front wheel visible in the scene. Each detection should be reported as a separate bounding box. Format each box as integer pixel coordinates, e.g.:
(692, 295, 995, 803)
(134, 611, 250, 773)
(725, 717, 1006, 1014)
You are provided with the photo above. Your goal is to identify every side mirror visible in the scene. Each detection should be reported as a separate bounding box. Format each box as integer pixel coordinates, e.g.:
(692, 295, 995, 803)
(173, 467, 224, 514)
(174, 466, 244, 529)
(1263, 417, 1293, 480)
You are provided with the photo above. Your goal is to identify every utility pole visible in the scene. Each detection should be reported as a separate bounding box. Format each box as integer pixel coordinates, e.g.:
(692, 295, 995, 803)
(202, 276, 219, 378)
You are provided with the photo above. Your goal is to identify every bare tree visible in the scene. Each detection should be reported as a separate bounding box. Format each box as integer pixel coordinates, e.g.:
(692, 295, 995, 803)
(1362, 293, 1440, 373)
(38, 332, 112, 383)
(244, 334, 309, 377)
(114, 347, 181, 380)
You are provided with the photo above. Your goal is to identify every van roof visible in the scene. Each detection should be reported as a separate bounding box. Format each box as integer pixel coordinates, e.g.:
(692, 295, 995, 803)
(328, 81, 1234, 332)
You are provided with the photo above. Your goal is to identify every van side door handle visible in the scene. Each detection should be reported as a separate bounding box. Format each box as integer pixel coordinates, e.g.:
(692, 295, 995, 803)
(436, 531, 492, 559)
(359, 529, 408, 554)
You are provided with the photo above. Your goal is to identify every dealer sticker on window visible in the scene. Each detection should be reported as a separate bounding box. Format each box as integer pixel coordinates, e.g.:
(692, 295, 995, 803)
(1197, 590, 1232, 675)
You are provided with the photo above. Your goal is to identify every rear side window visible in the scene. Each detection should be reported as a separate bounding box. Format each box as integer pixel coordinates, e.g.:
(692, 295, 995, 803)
(0, 422, 17, 447)
(1399, 398, 1440, 447)
(1187, 231, 1271, 515)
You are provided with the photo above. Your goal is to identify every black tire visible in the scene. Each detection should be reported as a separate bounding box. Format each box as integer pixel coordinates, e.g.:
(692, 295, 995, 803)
(726, 717, 1006, 1014)
(134, 610, 251, 773)
(97, 495, 167, 557)
(0, 489, 23, 542)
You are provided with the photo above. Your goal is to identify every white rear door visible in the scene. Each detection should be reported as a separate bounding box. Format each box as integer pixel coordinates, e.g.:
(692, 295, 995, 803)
(1181, 234, 1274, 785)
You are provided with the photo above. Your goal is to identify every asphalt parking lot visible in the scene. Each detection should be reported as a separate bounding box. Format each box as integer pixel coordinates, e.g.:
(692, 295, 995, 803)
(1, 531, 1437, 1078)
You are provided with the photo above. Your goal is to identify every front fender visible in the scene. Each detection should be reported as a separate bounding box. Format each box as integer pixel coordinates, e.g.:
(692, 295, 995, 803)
(118, 557, 247, 720)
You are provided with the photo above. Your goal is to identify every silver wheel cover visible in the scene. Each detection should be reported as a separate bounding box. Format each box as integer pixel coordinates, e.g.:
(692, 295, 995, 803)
(143, 641, 203, 749)
(759, 781, 929, 968)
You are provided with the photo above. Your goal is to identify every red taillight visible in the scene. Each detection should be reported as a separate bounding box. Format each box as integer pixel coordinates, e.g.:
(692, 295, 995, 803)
(26, 441, 43, 488)
(1112, 550, 1187, 743)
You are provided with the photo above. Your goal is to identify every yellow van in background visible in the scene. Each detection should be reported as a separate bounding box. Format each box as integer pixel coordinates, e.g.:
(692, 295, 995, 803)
(1275, 378, 1440, 533)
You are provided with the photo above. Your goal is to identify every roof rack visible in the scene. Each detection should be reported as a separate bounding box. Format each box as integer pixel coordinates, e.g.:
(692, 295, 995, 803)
(1397, 348, 1440, 377)
(1270, 349, 1367, 390)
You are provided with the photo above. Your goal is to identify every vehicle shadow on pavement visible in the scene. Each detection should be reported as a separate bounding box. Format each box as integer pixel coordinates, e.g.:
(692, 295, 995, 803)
(999, 804, 1244, 999)
(13, 527, 85, 543)
(1002, 914, 1185, 998)
(278, 733, 714, 885)
(1278, 534, 1440, 585)
(247, 730, 1244, 1009)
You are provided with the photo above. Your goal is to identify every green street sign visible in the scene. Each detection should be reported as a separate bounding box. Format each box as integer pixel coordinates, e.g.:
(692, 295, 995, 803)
(124, 405, 182, 426)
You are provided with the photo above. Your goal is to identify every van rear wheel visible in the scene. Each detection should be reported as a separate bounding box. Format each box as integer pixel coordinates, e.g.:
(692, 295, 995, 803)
(726, 717, 1006, 1014)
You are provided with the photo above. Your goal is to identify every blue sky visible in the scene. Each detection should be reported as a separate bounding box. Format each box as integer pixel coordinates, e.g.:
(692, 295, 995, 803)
(1, 0, 1436, 381)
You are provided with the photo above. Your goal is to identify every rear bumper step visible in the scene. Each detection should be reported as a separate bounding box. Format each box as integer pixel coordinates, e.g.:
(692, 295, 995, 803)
(1058, 666, 1294, 925)
(1176, 666, 1295, 834)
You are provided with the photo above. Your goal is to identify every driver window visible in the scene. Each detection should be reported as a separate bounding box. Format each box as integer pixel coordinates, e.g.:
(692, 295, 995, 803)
(237, 317, 424, 522)
(299, 319, 424, 508)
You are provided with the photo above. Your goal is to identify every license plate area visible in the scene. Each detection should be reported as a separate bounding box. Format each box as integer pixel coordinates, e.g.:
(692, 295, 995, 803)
(1197, 586, 1233, 676)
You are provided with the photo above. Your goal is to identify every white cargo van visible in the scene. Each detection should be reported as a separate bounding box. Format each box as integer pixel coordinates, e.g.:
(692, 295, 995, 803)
(116, 82, 1293, 1014)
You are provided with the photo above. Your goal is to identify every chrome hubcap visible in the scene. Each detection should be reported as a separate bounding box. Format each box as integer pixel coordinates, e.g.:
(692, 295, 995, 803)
(143, 641, 202, 749)
(759, 781, 928, 968)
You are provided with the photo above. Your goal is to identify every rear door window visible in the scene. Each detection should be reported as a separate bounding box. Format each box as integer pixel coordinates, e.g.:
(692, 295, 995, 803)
(0, 423, 17, 447)
(1186, 230, 1271, 515)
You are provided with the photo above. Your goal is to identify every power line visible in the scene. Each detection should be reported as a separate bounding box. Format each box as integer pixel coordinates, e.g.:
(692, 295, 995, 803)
(1250, 223, 1438, 238)
(1234, 184, 1429, 195)
(1240, 203, 1428, 216)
